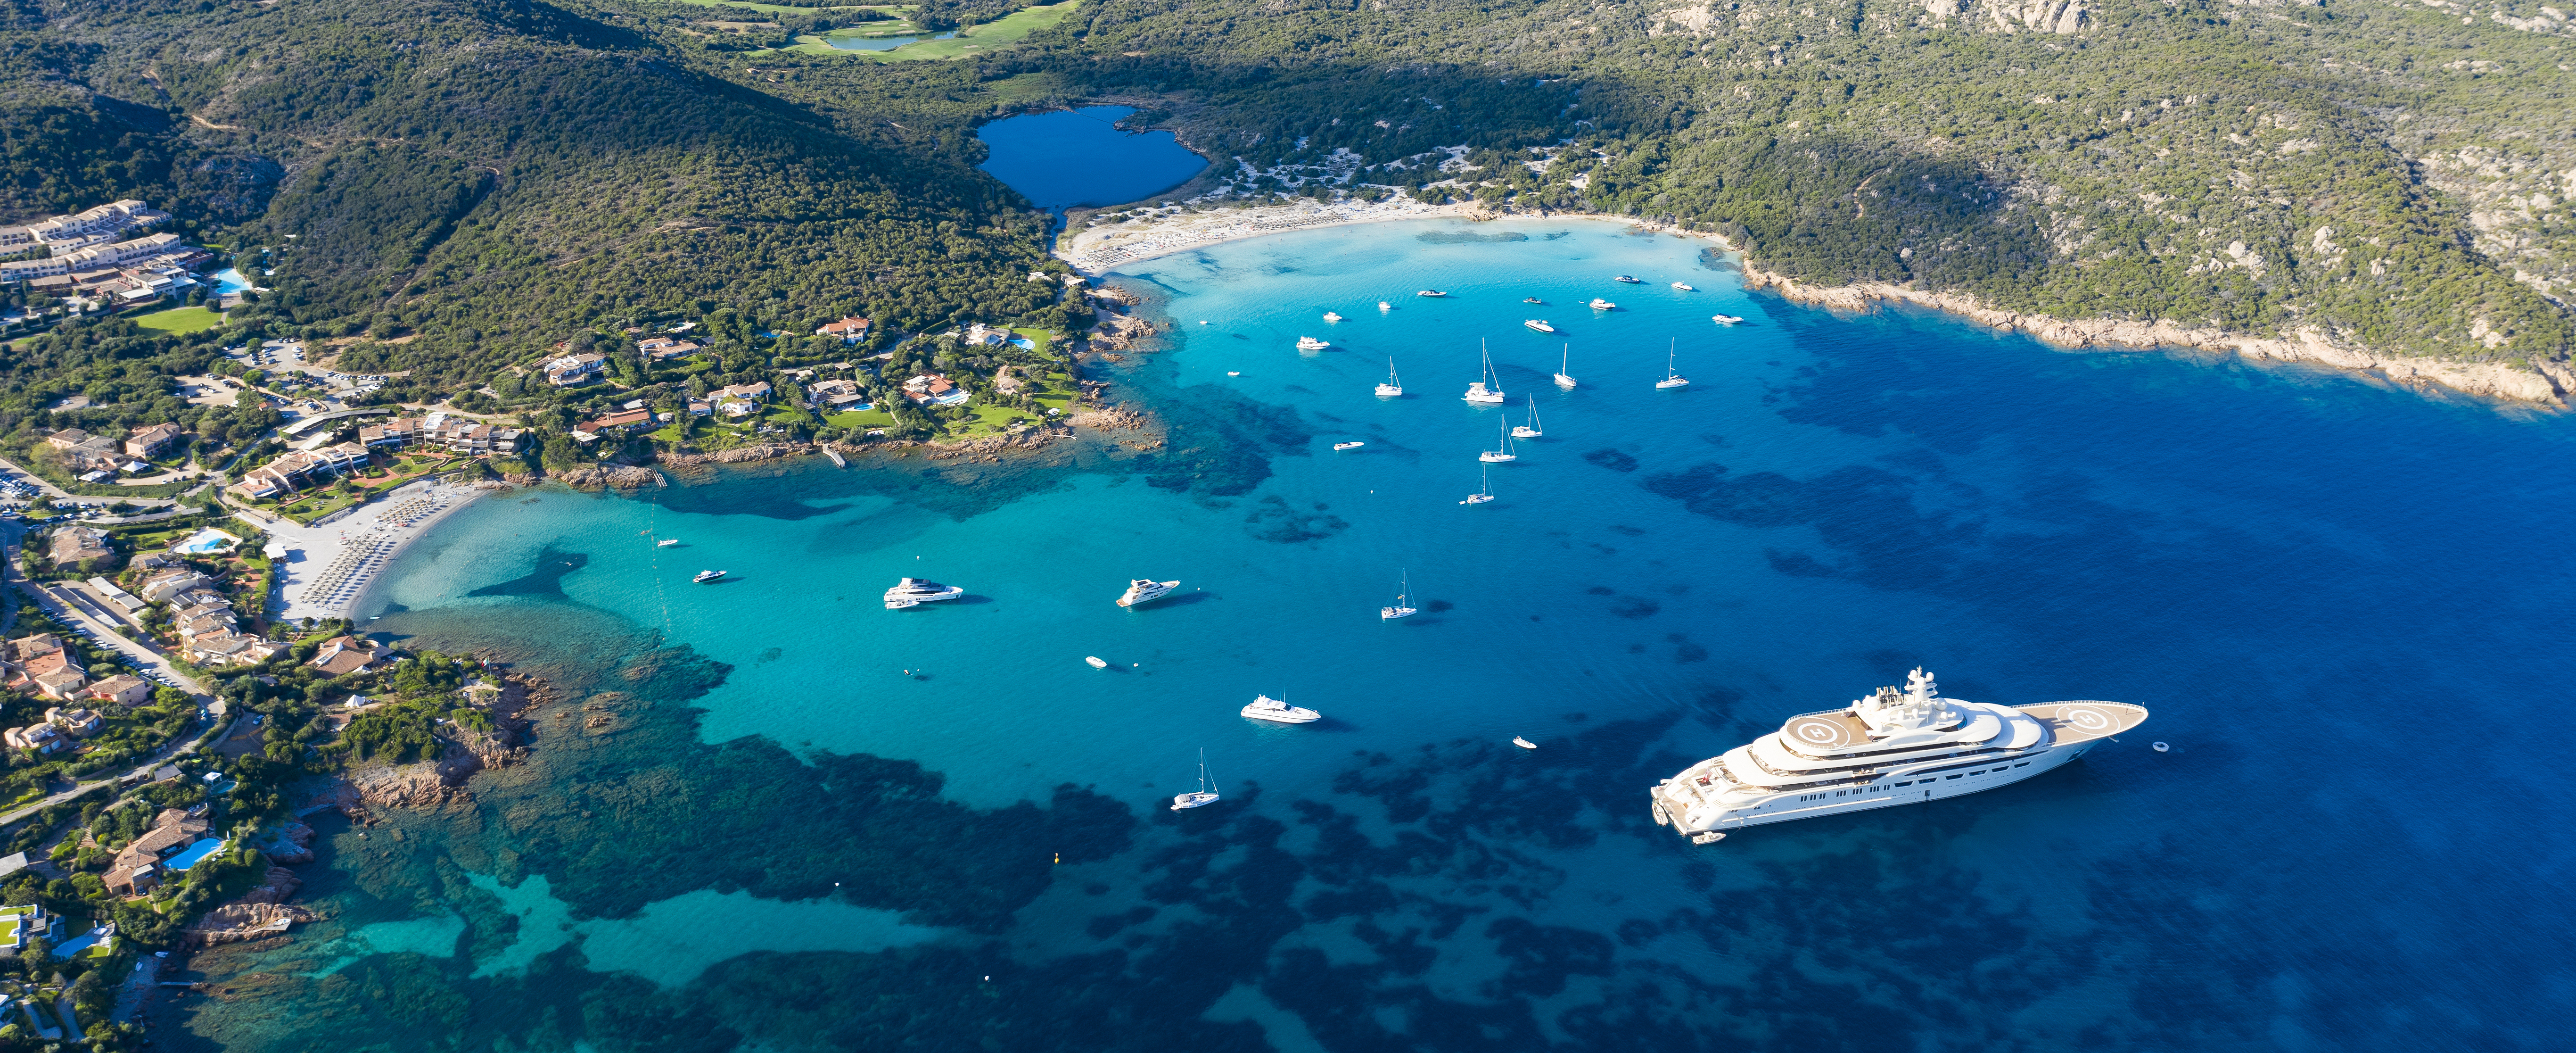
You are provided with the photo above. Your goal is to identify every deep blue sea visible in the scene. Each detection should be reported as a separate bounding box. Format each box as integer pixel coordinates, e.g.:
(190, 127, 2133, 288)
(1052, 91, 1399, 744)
(159, 219, 2576, 1052)
(976, 105, 1210, 211)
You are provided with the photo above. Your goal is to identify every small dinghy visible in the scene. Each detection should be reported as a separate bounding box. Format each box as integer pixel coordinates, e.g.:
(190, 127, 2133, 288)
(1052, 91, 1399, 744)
(1086, 656, 1110, 669)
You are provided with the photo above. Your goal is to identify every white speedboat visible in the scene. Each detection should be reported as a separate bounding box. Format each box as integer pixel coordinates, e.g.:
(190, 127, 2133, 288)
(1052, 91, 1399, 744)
(1512, 397, 1543, 439)
(692, 570, 726, 583)
(1657, 340, 1690, 390)
(1085, 655, 1110, 669)
(1462, 464, 1496, 505)
(1589, 298, 1616, 310)
(1376, 359, 1404, 398)
(1242, 694, 1321, 724)
(1381, 569, 1417, 620)
(1378, 301, 1392, 311)
(1671, 281, 1695, 291)
(885, 577, 964, 605)
(1523, 319, 1555, 334)
(1323, 311, 1343, 323)
(1481, 416, 1518, 463)
(1172, 749, 1220, 810)
(1463, 340, 1505, 404)
(1117, 578, 1178, 607)
(1416, 290, 1447, 298)
(1649, 668, 2148, 844)
(1333, 441, 1365, 451)
(1297, 336, 1330, 352)
(1613, 275, 1642, 284)
(1712, 314, 1743, 325)
(657, 539, 680, 547)
(1553, 344, 1576, 389)
(1514, 737, 1537, 749)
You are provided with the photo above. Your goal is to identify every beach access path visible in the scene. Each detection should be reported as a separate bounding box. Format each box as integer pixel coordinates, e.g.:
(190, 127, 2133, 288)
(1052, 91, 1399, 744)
(250, 478, 489, 623)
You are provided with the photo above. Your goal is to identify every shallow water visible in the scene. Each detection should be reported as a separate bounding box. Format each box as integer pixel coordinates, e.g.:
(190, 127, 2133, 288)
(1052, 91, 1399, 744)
(157, 219, 2576, 1051)
(976, 105, 1210, 211)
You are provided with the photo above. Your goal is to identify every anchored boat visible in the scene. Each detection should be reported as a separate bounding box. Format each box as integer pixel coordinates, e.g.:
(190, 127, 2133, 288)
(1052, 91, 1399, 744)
(1463, 340, 1506, 404)
(1117, 578, 1178, 607)
(1172, 749, 1220, 810)
(1523, 319, 1555, 334)
(1296, 336, 1330, 352)
(1241, 694, 1321, 724)
(692, 570, 726, 583)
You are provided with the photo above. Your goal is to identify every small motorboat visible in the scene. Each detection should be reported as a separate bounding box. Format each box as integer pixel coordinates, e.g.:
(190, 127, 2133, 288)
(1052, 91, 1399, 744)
(1242, 694, 1321, 724)
(692, 570, 726, 583)
(1117, 578, 1179, 607)
(1296, 336, 1330, 352)
(1333, 441, 1366, 451)
(1712, 314, 1743, 325)
(1671, 281, 1695, 291)
(1589, 298, 1616, 310)
(1613, 275, 1642, 284)
(1086, 656, 1110, 669)
(1523, 319, 1555, 334)
(1416, 290, 1447, 298)
(1322, 311, 1343, 322)
(885, 598, 919, 610)
(1378, 301, 1392, 311)
(657, 539, 680, 547)
(1227, 371, 1241, 376)
(1522, 297, 1544, 304)
(1513, 736, 1537, 749)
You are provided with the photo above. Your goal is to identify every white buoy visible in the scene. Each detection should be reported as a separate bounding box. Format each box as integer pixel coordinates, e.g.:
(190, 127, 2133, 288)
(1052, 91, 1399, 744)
(2152, 741, 2170, 752)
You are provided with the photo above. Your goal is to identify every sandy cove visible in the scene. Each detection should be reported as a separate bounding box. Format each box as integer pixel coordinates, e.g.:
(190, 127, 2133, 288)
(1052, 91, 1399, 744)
(1061, 203, 2570, 407)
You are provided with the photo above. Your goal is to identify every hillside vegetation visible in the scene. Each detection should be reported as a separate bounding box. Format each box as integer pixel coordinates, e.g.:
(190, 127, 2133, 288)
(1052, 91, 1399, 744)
(0, 0, 2569, 399)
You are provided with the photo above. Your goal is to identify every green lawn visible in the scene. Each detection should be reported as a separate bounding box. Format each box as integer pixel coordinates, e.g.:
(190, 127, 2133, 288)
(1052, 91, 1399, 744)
(790, 0, 1078, 59)
(824, 408, 896, 430)
(132, 306, 225, 333)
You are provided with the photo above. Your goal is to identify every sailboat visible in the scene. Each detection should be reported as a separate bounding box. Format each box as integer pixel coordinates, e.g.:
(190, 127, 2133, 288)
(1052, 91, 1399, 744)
(1376, 358, 1404, 398)
(1480, 416, 1517, 462)
(1381, 569, 1418, 620)
(1512, 397, 1543, 439)
(1554, 344, 1577, 389)
(1463, 340, 1506, 404)
(1656, 339, 1691, 390)
(1171, 749, 1220, 810)
(1462, 464, 1496, 505)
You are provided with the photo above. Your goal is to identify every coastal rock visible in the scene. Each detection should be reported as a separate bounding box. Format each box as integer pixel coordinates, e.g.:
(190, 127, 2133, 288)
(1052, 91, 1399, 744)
(185, 902, 318, 946)
(239, 866, 302, 904)
(1740, 267, 2569, 405)
(660, 444, 812, 468)
(347, 737, 488, 808)
(257, 822, 316, 864)
(553, 464, 667, 489)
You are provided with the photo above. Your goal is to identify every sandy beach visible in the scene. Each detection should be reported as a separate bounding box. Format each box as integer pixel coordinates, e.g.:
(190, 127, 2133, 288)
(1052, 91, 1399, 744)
(244, 478, 494, 623)
(1057, 197, 1484, 274)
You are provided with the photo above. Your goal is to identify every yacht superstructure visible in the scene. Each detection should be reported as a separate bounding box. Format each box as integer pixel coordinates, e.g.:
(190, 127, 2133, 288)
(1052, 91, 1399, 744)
(884, 578, 964, 608)
(1649, 669, 2148, 844)
(1117, 578, 1178, 607)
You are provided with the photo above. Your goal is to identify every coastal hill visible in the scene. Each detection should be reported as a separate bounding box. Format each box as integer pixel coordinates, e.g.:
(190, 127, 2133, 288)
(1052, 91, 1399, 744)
(1, 0, 2570, 399)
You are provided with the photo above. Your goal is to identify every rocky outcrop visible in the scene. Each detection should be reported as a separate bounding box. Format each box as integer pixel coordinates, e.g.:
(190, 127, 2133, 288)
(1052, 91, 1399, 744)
(551, 464, 667, 489)
(1741, 267, 2570, 405)
(239, 866, 302, 904)
(659, 444, 813, 468)
(256, 822, 316, 865)
(185, 902, 318, 946)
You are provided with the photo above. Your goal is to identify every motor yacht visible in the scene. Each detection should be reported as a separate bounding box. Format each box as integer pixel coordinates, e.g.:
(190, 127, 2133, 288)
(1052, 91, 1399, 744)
(1296, 336, 1330, 352)
(1117, 578, 1178, 607)
(1322, 311, 1343, 322)
(692, 570, 726, 583)
(1523, 319, 1555, 333)
(1333, 441, 1366, 451)
(1613, 274, 1642, 283)
(1671, 281, 1695, 291)
(1241, 694, 1321, 724)
(884, 578, 964, 606)
(1649, 668, 2148, 845)
(1416, 290, 1448, 298)
(1712, 314, 1743, 325)
(1589, 298, 1616, 310)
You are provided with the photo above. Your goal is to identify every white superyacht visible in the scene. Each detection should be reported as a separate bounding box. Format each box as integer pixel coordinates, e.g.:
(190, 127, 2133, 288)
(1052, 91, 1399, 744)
(1650, 669, 2148, 844)
(1117, 578, 1178, 607)
(883, 577, 965, 608)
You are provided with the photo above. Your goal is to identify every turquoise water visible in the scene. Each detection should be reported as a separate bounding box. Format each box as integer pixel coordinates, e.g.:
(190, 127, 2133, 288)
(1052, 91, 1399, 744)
(157, 219, 2576, 1051)
(976, 106, 1210, 211)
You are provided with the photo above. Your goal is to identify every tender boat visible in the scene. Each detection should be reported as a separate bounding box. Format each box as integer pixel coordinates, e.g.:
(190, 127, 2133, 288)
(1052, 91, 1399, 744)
(1712, 314, 1743, 325)
(1416, 290, 1448, 298)
(657, 539, 680, 547)
(1241, 694, 1321, 724)
(884, 578, 964, 605)
(1613, 275, 1642, 283)
(1381, 569, 1418, 621)
(1296, 336, 1330, 352)
(1512, 397, 1543, 439)
(1514, 737, 1537, 749)
(885, 598, 919, 610)
(1671, 281, 1695, 291)
(1481, 416, 1518, 463)
(1589, 298, 1616, 310)
(1376, 359, 1404, 398)
(1649, 668, 2148, 843)
(1462, 464, 1496, 505)
(1523, 297, 1544, 304)
(1085, 656, 1110, 669)
(1463, 340, 1506, 404)
(1553, 344, 1576, 389)
(1117, 578, 1179, 607)
(1171, 749, 1220, 810)
(1657, 340, 1690, 390)
(1333, 441, 1366, 451)
(692, 570, 726, 583)
(1322, 311, 1343, 322)
(1523, 319, 1555, 334)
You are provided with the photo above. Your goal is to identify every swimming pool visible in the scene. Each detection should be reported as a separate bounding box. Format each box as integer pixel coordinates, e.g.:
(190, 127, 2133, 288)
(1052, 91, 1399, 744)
(163, 837, 227, 871)
(173, 528, 243, 555)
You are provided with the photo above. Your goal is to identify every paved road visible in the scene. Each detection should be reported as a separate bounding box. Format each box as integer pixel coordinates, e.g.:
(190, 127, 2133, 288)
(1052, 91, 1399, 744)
(0, 455, 178, 508)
